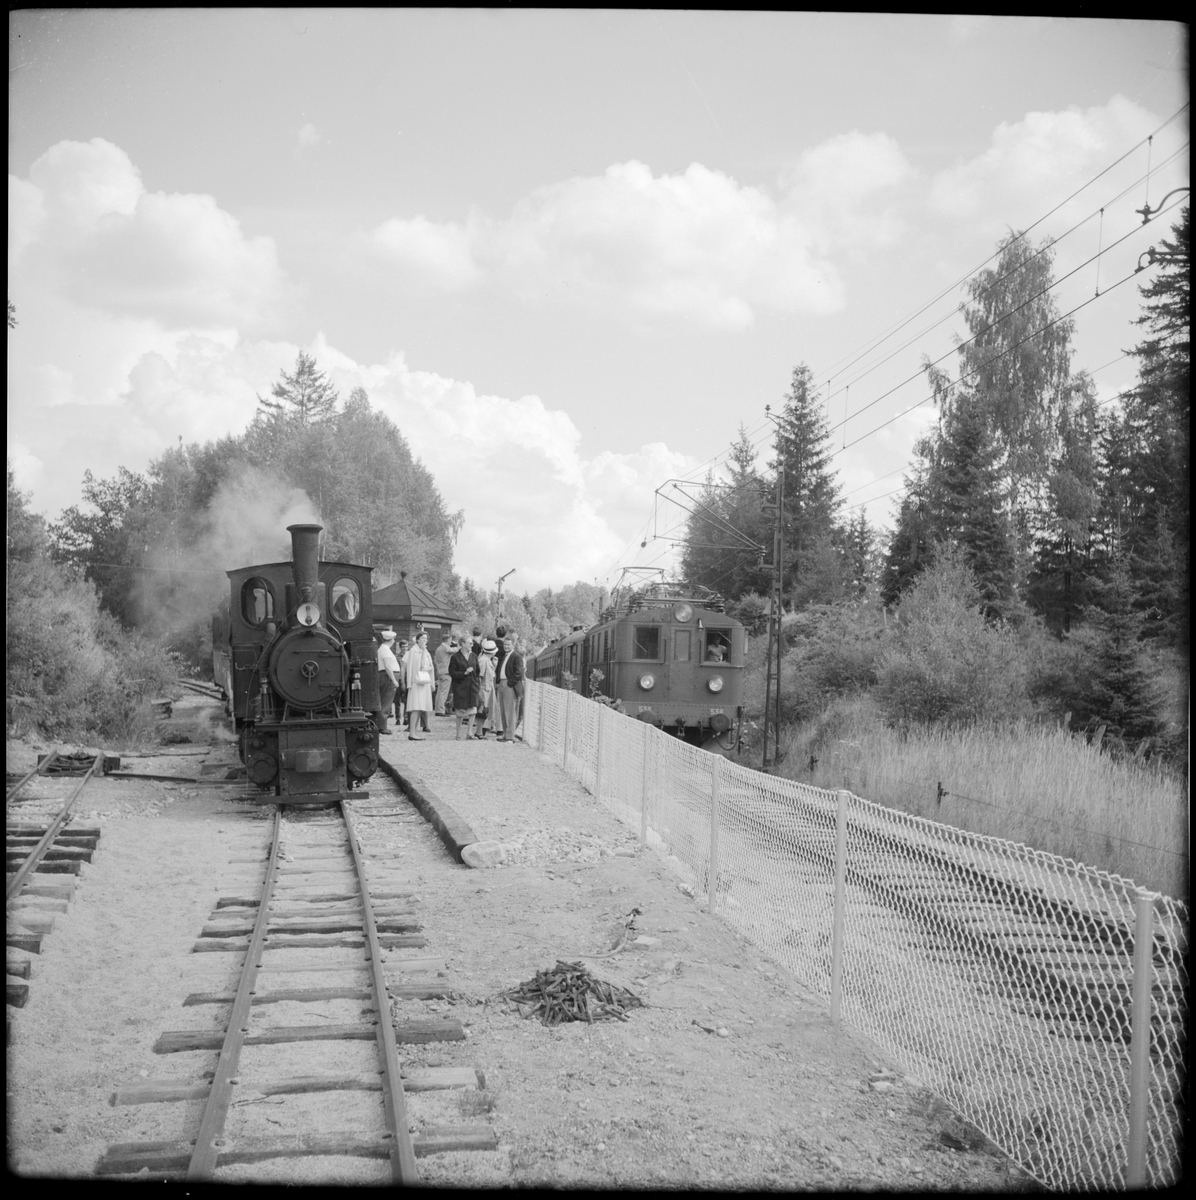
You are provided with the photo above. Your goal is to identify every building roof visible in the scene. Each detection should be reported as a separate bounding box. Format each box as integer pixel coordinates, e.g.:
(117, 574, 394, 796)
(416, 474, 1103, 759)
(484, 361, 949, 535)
(372, 571, 462, 625)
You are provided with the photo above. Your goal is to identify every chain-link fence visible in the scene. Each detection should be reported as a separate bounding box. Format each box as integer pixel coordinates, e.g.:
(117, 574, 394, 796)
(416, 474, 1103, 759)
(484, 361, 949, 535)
(524, 681, 1188, 1191)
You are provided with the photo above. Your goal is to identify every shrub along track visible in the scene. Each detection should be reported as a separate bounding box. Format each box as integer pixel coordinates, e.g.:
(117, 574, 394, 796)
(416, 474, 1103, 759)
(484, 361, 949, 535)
(95, 790, 496, 1182)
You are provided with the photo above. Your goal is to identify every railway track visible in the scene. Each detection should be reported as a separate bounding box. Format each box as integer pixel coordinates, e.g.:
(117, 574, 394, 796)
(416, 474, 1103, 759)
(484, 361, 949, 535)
(96, 775, 497, 1183)
(664, 761, 1186, 1049)
(7, 750, 105, 1012)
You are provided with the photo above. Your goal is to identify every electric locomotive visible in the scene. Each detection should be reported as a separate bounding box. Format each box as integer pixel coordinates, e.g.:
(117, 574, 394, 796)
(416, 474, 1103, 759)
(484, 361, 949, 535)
(532, 581, 745, 752)
(211, 523, 381, 804)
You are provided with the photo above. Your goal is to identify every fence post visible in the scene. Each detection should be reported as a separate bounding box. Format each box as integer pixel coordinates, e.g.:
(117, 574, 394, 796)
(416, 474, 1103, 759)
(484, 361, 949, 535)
(562, 689, 573, 773)
(594, 703, 605, 800)
(639, 722, 650, 848)
(1126, 890, 1156, 1188)
(830, 788, 850, 1025)
(708, 753, 722, 914)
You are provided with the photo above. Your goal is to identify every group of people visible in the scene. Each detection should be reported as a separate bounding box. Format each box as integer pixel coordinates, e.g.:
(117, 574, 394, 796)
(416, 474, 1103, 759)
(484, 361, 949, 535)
(373, 625, 525, 743)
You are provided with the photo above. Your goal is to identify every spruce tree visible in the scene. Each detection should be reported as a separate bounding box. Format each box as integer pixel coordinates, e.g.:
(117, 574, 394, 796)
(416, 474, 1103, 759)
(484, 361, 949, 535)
(256, 351, 340, 426)
(680, 426, 771, 600)
(1078, 555, 1165, 742)
(1123, 205, 1189, 652)
(880, 453, 933, 608)
(1028, 377, 1100, 633)
(771, 364, 841, 602)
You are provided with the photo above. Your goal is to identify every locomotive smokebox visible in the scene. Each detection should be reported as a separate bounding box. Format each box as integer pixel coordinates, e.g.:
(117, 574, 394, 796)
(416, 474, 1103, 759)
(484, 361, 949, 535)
(287, 523, 322, 601)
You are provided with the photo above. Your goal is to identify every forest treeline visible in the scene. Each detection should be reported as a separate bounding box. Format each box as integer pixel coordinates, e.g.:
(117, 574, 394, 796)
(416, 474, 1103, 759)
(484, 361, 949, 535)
(8, 351, 610, 741)
(7, 210, 1187, 766)
(683, 210, 1189, 766)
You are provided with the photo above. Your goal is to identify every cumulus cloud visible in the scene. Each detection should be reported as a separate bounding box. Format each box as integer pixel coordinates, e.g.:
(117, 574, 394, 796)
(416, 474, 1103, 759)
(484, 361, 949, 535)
(366, 152, 912, 328)
(9, 174, 46, 261)
(17, 137, 290, 331)
(316, 337, 699, 587)
(929, 95, 1185, 231)
(781, 130, 913, 254)
(373, 214, 484, 290)
(10, 317, 698, 591)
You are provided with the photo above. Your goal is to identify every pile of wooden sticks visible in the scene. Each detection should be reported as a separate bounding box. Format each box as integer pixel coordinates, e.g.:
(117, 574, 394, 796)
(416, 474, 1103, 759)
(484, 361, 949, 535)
(501, 960, 644, 1025)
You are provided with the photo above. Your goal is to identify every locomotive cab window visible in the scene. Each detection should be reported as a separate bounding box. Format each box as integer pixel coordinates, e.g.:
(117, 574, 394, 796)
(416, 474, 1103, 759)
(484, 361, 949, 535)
(241, 577, 275, 626)
(675, 630, 691, 662)
(330, 577, 361, 622)
(632, 626, 661, 660)
(704, 629, 731, 662)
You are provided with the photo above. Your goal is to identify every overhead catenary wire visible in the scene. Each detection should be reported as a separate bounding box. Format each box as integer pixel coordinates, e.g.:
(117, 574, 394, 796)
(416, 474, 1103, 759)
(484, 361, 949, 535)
(839, 350, 1135, 510)
(611, 105, 1188, 582)
(830, 198, 1183, 445)
(837, 232, 1182, 458)
(810, 103, 1188, 388)
(817, 141, 1188, 407)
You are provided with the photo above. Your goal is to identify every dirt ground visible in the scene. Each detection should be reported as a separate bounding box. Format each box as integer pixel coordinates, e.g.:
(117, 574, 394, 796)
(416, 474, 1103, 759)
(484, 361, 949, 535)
(7, 694, 1031, 1189)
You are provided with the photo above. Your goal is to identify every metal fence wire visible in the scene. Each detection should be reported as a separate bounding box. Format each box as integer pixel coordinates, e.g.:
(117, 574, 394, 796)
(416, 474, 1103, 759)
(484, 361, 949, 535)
(524, 681, 1187, 1191)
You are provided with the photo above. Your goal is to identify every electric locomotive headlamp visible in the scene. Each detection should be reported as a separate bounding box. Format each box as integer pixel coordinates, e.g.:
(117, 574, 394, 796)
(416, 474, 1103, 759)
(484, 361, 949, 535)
(638, 673, 656, 690)
(295, 603, 321, 627)
(673, 603, 694, 623)
(707, 675, 725, 693)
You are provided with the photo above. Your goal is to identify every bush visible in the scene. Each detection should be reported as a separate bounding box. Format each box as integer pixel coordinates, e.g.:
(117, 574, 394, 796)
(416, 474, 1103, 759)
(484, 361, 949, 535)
(6, 556, 179, 745)
(728, 592, 769, 637)
(875, 554, 1031, 728)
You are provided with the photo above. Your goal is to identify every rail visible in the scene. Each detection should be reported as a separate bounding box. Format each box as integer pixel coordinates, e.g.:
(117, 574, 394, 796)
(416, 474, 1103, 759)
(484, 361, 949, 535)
(523, 680, 1187, 1191)
(6, 753, 102, 903)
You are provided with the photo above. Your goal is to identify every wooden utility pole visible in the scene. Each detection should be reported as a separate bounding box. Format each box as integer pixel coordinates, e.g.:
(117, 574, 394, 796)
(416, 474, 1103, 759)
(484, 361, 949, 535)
(762, 466, 784, 770)
(496, 568, 516, 621)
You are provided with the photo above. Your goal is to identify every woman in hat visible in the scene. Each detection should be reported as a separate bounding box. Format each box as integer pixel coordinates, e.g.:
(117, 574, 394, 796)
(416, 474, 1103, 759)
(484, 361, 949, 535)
(401, 631, 435, 740)
(448, 631, 481, 740)
(474, 639, 498, 739)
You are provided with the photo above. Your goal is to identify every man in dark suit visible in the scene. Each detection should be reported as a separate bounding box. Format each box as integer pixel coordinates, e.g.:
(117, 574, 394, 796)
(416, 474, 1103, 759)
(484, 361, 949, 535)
(496, 636, 523, 742)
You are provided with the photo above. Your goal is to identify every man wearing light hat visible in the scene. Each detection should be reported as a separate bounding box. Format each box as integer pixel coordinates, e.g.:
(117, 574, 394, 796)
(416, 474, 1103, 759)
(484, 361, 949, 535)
(376, 629, 400, 735)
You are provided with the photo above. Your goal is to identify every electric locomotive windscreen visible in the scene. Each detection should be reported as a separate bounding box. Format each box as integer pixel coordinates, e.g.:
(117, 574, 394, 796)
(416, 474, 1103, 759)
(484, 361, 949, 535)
(705, 629, 731, 661)
(632, 626, 660, 660)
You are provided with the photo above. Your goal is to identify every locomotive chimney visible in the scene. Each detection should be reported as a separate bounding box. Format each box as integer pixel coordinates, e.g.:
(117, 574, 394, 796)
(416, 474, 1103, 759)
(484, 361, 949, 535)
(287, 523, 322, 601)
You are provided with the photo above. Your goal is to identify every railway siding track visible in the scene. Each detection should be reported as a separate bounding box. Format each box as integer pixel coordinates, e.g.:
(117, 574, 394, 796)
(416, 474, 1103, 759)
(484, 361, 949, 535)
(96, 786, 498, 1183)
(7, 750, 105, 1011)
(701, 783, 1186, 1052)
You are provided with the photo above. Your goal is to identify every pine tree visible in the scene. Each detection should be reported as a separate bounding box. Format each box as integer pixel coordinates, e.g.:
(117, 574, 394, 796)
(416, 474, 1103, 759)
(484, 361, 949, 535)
(1028, 376, 1101, 633)
(1124, 205, 1189, 652)
(771, 364, 841, 602)
(680, 426, 771, 600)
(922, 392, 1018, 620)
(880, 452, 934, 608)
(843, 508, 876, 598)
(256, 351, 340, 426)
(1078, 555, 1165, 742)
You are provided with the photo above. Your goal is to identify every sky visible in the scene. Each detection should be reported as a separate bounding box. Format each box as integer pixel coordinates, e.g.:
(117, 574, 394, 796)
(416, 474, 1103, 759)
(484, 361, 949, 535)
(8, 11, 1189, 594)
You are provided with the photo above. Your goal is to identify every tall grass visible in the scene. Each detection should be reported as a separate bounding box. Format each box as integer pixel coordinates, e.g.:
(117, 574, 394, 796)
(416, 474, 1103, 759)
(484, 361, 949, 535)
(782, 696, 1189, 900)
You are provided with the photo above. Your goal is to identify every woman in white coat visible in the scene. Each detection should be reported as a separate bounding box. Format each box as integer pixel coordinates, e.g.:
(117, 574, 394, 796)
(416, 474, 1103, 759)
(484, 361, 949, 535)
(402, 631, 435, 740)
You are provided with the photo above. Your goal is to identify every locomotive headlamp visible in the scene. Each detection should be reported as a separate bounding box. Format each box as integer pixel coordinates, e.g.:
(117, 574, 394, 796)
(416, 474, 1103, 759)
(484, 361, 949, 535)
(295, 602, 320, 627)
(638, 673, 656, 690)
(707, 675, 725, 693)
(673, 603, 694, 623)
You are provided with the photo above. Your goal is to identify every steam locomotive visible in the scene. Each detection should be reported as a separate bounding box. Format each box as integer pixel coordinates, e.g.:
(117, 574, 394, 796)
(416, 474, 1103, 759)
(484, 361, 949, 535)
(211, 524, 381, 804)
(530, 581, 745, 752)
